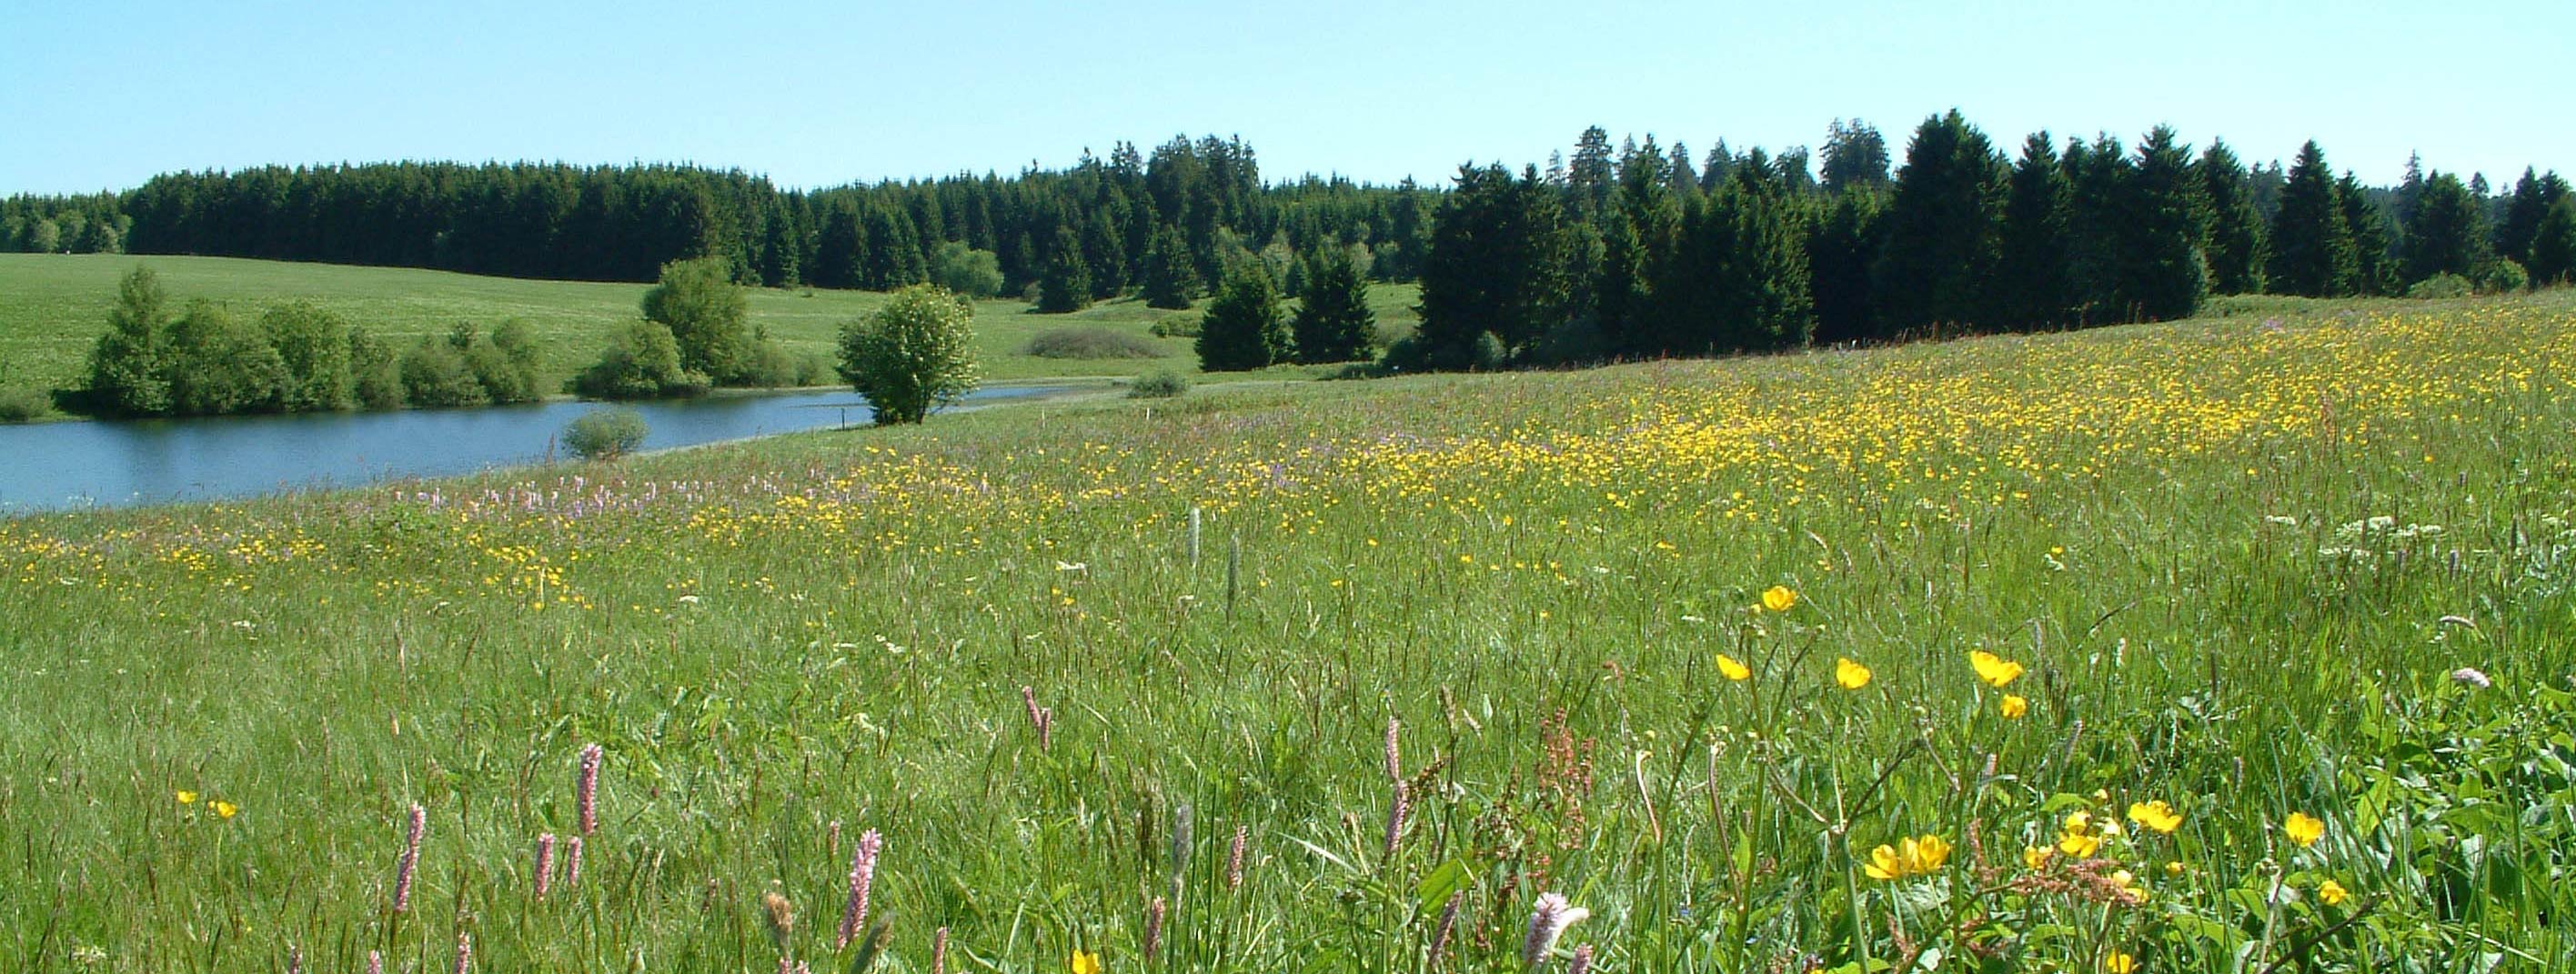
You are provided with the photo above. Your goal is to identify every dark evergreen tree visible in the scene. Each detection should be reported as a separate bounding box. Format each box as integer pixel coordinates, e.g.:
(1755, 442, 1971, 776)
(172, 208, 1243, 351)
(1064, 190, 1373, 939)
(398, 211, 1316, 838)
(1872, 110, 2005, 333)
(1140, 224, 1198, 308)
(2530, 198, 2576, 286)
(2199, 139, 2267, 295)
(1195, 265, 1287, 370)
(2403, 172, 2490, 284)
(1699, 140, 1736, 191)
(1415, 165, 1572, 365)
(2061, 136, 2128, 319)
(1995, 133, 2074, 330)
(2496, 169, 2570, 266)
(2340, 172, 2395, 295)
(2113, 126, 2208, 320)
(1081, 211, 1128, 298)
(2265, 141, 2355, 296)
(1819, 119, 1892, 192)
(1566, 126, 1616, 222)
(1037, 227, 1092, 313)
(814, 200, 869, 289)
(1291, 246, 1377, 363)
(1595, 209, 1652, 354)
(1808, 187, 1889, 344)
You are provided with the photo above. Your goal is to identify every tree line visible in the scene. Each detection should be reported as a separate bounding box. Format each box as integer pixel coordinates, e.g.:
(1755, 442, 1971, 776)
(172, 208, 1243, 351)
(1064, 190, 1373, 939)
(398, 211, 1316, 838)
(1402, 115, 2574, 370)
(4, 137, 1436, 302)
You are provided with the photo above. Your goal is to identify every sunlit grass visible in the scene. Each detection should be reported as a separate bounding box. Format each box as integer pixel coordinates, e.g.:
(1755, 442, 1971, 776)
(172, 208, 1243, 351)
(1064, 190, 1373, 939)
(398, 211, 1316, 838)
(2, 290, 2572, 972)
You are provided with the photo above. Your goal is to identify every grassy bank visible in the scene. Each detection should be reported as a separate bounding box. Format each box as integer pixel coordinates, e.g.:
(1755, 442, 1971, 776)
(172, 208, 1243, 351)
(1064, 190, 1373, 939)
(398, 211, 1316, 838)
(2, 291, 2573, 972)
(0, 255, 1423, 408)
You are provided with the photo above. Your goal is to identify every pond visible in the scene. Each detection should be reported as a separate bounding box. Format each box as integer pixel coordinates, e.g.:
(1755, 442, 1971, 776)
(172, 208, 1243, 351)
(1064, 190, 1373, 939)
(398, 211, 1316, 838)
(0, 386, 1063, 514)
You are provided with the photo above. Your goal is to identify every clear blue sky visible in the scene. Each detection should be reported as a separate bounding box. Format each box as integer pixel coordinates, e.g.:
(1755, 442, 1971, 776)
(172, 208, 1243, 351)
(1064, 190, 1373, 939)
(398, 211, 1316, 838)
(4, 0, 2564, 196)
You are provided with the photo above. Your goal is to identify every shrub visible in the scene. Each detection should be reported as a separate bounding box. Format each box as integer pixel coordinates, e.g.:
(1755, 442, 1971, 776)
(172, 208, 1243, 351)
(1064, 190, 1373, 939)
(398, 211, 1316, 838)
(1149, 315, 1202, 338)
(264, 302, 355, 411)
(347, 326, 403, 410)
(84, 266, 173, 416)
(398, 336, 486, 407)
(1023, 326, 1163, 359)
(730, 326, 803, 388)
(164, 301, 287, 415)
(837, 284, 981, 425)
(562, 407, 649, 460)
(641, 257, 751, 382)
(930, 242, 1005, 299)
(2472, 259, 2528, 295)
(468, 319, 546, 404)
(1127, 369, 1190, 399)
(2405, 273, 2474, 299)
(0, 387, 47, 422)
(572, 320, 710, 400)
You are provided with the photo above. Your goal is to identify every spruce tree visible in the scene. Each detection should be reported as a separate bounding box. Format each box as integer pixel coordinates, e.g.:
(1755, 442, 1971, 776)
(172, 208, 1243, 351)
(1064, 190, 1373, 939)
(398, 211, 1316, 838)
(2199, 139, 2267, 295)
(2113, 126, 2209, 321)
(1819, 119, 1892, 192)
(1595, 209, 1651, 354)
(1872, 110, 2005, 333)
(1416, 165, 1572, 365)
(2265, 141, 2355, 296)
(1995, 133, 2073, 330)
(1082, 213, 1128, 298)
(1037, 227, 1092, 313)
(2061, 136, 2128, 320)
(2403, 172, 2490, 284)
(1291, 246, 1377, 364)
(2529, 198, 2576, 286)
(1140, 225, 1198, 308)
(2340, 173, 2395, 296)
(1195, 265, 1287, 371)
(1807, 187, 1889, 344)
(2496, 169, 2569, 267)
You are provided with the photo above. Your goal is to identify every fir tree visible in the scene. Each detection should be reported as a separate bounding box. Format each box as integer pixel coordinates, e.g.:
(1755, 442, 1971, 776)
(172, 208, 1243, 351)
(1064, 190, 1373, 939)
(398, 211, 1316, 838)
(1037, 227, 1092, 313)
(1872, 110, 2005, 333)
(1808, 187, 1889, 344)
(2495, 169, 2569, 266)
(2529, 198, 2576, 286)
(1082, 212, 1128, 298)
(1195, 265, 1287, 371)
(1995, 133, 2074, 330)
(2113, 126, 2209, 321)
(1415, 165, 1572, 365)
(1140, 225, 1198, 309)
(1819, 119, 1892, 192)
(2403, 172, 2490, 284)
(1291, 246, 1377, 364)
(2340, 172, 2394, 295)
(2265, 141, 2355, 296)
(2199, 139, 2267, 295)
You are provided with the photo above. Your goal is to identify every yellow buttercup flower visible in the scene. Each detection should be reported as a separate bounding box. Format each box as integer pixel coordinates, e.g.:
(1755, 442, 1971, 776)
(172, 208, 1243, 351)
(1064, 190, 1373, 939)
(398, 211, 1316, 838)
(2057, 830, 2103, 859)
(1071, 949, 1101, 974)
(1835, 658, 1872, 689)
(176, 790, 198, 805)
(1716, 654, 1751, 682)
(1999, 694, 2028, 718)
(1760, 586, 1797, 613)
(2104, 951, 2138, 973)
(2318, 879, 2350, 906)
(211, 800, 238, 820)
(2284, 812, 2325, 848)
(1967, 650, 2024, 688)
(2022, 846, 2052, 870)
(2127, 800, 2182, 835)
(1863, 834, 1953, 880)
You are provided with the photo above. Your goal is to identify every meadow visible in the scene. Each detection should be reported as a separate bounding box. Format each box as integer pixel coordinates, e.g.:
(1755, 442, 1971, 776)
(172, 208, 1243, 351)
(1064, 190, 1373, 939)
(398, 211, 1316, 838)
(0, 255, 1422, 406)
(2, 288, 2573, 973)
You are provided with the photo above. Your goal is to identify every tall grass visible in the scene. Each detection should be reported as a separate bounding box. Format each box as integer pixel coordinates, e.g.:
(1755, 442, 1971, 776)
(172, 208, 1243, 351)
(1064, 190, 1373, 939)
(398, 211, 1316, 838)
(1, 292, 2571, 971)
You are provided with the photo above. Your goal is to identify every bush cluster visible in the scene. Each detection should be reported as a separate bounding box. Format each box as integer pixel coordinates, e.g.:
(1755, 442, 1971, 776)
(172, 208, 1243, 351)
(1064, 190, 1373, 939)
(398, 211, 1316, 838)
(1023, 327, 1162, 360)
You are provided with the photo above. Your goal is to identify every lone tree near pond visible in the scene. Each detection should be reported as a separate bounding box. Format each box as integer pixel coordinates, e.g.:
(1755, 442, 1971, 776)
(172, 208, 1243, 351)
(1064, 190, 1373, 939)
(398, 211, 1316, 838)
(837, 284, 981, 425)
(641, 256, 751, 382)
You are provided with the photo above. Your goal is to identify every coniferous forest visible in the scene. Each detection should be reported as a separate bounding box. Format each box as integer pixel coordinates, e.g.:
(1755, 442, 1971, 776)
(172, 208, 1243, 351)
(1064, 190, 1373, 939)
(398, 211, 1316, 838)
(5, 115, 2572, 377)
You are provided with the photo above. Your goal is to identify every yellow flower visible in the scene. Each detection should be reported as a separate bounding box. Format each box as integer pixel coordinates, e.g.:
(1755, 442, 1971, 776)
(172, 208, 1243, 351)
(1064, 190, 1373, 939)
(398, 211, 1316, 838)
(2022, 846, 2053, 870)
(2319, 879, 2350, 906)
(1760, 586, 1798, 613)
(2284, 812, 2325, 848)
(2164, 860, 2185, 878)
(211, 800, 238, 820)
(1862, 834, 1952, 880)
(2057, 830, 2103, 859)
(1835, 658, 1872, 689)
(1716, 654, 1751, 682)
(1967, 650, 2025, 688)
(2104, 951, 2138, 973)
(1999, 694, 2028, 718)
(176, 790, 198, 805)
(2127, 800, 2182, 835)
(1071, 949, 1101, 974)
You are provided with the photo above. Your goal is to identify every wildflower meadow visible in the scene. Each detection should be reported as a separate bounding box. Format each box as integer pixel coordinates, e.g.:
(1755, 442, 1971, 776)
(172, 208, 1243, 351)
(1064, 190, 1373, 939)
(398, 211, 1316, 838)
(4, 292, 2574, 972)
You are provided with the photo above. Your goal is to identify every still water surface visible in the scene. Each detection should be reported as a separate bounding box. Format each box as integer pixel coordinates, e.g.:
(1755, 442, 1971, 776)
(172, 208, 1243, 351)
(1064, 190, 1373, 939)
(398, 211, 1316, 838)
(0, 387, 1060, 513)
